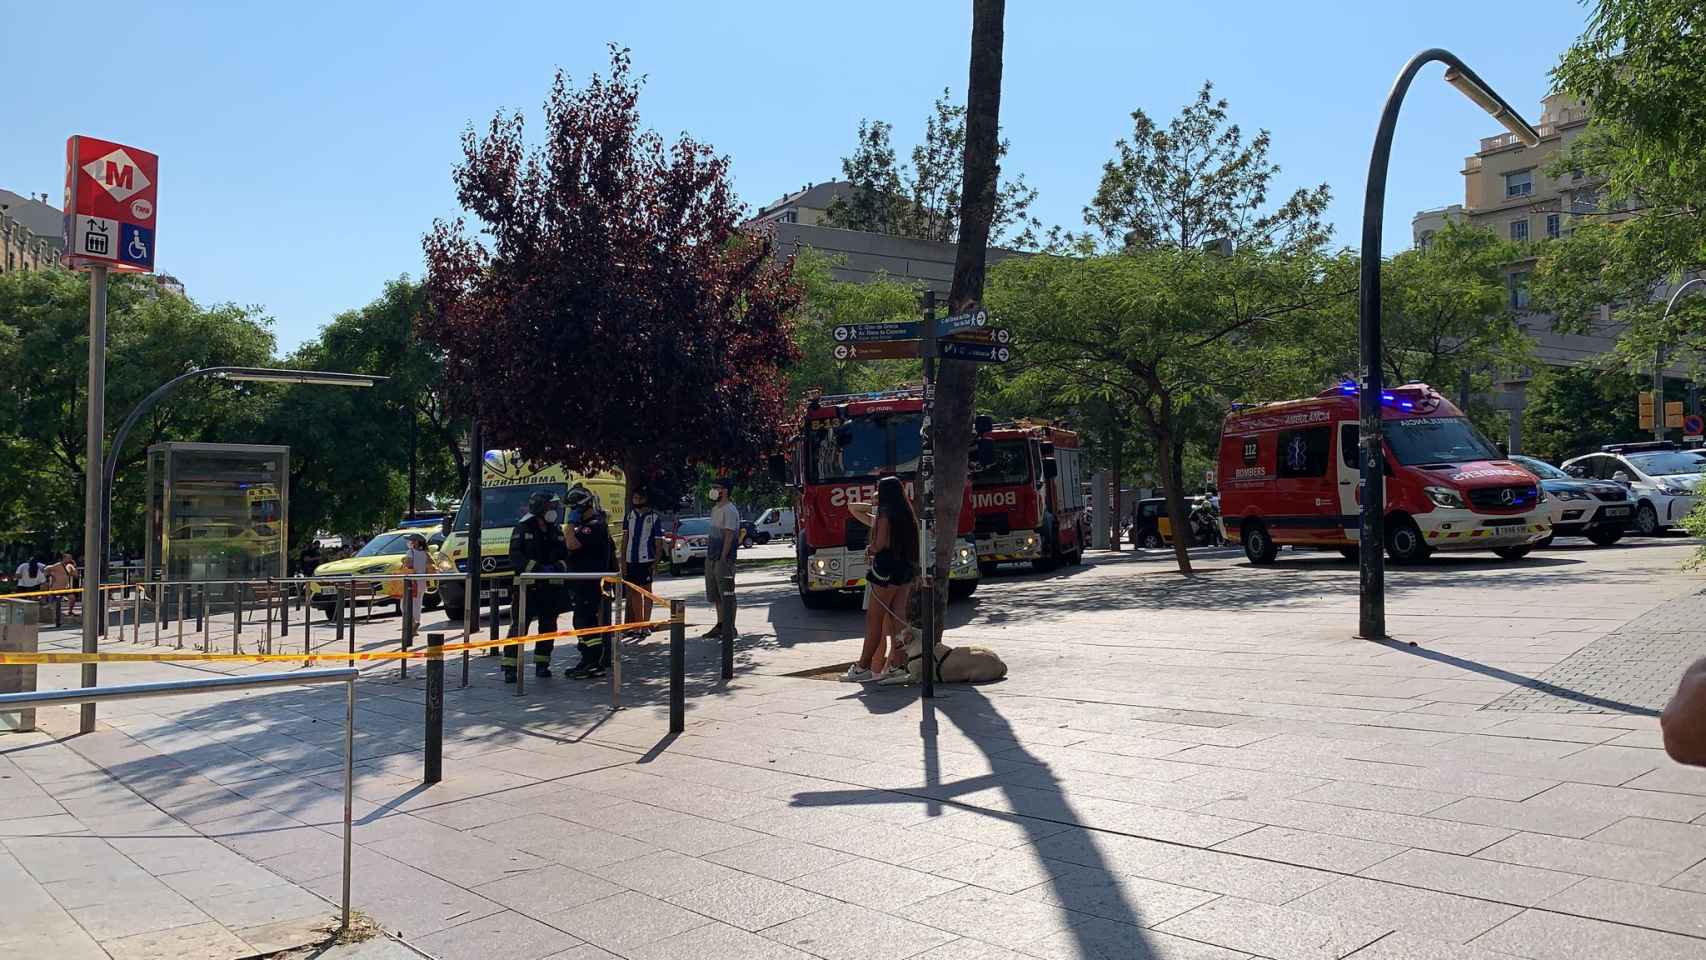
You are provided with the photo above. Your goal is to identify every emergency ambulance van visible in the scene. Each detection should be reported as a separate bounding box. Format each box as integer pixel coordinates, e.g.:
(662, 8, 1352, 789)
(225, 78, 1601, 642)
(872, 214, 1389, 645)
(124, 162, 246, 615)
(1217, 383, 1549, 564)
(437, 451, 625, 619)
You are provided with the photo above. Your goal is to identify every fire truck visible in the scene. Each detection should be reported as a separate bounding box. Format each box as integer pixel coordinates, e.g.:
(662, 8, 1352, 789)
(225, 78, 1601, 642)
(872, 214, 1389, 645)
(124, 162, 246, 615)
(972, 421, 1088, 572)
(782, 388, 981, 609)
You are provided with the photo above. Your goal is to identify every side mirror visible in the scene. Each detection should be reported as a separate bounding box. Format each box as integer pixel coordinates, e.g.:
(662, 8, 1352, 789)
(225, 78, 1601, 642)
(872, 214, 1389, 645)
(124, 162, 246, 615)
(975, 414, 994, 435)
(1042, 457, 1059, 480)
(975, 438, 996, 467)
(1039, 441, 1056, 458)
(767, 454, 788, 485)
(1612, 471, 1632, 484)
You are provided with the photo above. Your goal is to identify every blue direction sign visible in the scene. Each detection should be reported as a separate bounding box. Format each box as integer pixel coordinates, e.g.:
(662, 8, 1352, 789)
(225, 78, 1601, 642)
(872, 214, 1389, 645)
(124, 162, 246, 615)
(945, 326, 1011, 345)
(833, 321, 921, 343)
(938, 306, 989, 336)
(937, 340, 1011, 364)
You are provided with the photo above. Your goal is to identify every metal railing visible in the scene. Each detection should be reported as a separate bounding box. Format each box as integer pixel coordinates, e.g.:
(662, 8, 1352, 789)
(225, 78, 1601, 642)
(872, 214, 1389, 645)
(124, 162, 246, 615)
(0, 669, 359, 932)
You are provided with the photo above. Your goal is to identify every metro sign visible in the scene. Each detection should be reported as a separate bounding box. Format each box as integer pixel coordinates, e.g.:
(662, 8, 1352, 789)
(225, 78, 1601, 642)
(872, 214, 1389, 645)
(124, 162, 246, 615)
(62, 136, 157, 273)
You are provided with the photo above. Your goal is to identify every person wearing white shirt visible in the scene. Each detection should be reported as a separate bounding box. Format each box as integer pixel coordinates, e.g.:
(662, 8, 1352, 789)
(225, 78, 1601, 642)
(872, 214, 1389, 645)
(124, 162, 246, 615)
(14, 558, 49, 590)
(705, 478, 741, 638)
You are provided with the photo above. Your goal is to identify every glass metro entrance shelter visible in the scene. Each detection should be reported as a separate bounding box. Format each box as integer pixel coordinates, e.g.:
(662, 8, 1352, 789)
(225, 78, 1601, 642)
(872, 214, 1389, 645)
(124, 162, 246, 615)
(145, 443, 289, 595)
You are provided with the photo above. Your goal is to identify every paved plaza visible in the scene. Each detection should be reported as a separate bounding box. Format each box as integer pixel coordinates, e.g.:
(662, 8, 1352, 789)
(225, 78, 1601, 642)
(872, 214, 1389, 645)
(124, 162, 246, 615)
(4, 538, 1706, 959)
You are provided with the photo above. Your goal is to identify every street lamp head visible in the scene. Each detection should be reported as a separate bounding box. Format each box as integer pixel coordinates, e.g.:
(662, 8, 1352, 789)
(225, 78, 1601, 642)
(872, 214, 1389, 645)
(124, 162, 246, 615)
(215, 368, 384, 388)
(1443, 66, 1541, 147)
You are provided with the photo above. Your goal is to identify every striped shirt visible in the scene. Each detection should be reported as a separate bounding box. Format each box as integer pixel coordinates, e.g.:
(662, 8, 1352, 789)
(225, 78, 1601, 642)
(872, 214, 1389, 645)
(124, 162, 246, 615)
(625, 509, 663, 564)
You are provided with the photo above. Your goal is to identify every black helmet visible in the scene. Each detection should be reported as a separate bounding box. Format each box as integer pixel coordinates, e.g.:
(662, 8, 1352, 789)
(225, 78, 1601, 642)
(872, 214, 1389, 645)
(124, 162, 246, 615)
(527, 491, 557, 517)
(564, 486, 595, 511)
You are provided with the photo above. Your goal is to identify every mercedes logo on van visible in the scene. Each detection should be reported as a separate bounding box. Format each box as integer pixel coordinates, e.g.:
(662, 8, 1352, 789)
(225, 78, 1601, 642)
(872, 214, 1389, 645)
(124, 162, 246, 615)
(481, 556, 497, 572)
(1499, 487, 1515, 505)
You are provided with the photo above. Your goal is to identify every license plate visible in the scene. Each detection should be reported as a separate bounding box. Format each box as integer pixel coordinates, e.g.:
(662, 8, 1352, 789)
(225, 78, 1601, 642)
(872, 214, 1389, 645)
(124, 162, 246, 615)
(1601, 506, 1631, 518)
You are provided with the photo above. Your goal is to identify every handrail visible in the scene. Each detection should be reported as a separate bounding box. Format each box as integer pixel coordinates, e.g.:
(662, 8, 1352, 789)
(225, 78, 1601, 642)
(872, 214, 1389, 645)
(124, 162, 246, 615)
(0, 669, 359, 934)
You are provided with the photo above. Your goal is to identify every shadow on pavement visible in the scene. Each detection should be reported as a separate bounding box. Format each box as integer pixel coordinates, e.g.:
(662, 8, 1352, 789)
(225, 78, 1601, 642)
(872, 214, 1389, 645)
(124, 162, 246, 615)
(1383, 640, 1662, 717)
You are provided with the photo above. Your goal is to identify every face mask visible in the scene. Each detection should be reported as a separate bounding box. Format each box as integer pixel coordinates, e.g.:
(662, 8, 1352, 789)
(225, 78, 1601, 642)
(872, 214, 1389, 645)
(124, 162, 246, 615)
(544, 510, 559, 523)
(708, 489, 722, 501)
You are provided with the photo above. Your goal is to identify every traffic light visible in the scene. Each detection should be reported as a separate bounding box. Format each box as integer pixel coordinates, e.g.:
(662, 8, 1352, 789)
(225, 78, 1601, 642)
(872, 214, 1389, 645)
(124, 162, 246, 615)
(1639, 391, 1655, 430)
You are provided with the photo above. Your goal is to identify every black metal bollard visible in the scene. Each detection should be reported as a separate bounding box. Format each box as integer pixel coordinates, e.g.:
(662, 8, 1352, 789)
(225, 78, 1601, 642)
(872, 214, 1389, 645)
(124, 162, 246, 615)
(669, 599, 686, 734)
(719, 573, 735, 680)
(425, 631, 443, 784)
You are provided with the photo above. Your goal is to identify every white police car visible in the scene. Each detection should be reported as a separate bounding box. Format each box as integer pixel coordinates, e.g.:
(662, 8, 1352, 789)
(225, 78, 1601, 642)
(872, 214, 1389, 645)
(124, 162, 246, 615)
(1562, 442, 1705, 535)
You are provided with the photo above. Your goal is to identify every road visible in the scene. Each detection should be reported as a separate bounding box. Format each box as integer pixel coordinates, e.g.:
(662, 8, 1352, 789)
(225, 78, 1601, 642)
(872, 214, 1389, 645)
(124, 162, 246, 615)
(6, 533, 1706, 959)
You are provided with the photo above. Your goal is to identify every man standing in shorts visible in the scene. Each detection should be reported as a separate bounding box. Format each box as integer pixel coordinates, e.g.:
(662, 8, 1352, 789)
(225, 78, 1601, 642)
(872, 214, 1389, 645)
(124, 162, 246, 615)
(704, 477, 740, 639)
(621, 485, 665, 638)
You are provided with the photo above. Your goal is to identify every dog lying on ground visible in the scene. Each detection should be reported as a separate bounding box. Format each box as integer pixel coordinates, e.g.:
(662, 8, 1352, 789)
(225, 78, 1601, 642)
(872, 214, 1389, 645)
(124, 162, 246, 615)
(900, 627, 1008, 684)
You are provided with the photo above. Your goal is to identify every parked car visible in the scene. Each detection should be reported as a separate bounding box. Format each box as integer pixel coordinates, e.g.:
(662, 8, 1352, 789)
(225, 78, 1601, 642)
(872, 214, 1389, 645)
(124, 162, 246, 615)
(663, 517, 711, 573)
(1507, 455, 1632, 547)
(1562, 442, 1704, 535)
(752, 507, 796, 543)
(306, 528, 443, 614)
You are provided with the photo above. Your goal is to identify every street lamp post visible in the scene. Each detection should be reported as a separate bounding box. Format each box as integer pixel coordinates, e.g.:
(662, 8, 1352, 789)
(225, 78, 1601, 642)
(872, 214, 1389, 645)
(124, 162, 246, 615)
(1653, 278, 1706, 441)
(83, 366, 379, 732)
(1358, 50, 1540, 641)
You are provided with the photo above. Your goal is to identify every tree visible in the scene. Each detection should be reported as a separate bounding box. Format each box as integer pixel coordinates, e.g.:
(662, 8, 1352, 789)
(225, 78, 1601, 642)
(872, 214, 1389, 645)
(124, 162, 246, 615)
(925, 0, 1008, 637)
(787, 248, 922, 400)
(1520, 365, 1645, 464)
(0, 269, 274, 554)
(991, 249, 1338, 573)
(421, 46, 803, 500)
(1536, 0, 1706, 363)
(824, 88, 1041, 248)
(1086, 82, 1331, 255)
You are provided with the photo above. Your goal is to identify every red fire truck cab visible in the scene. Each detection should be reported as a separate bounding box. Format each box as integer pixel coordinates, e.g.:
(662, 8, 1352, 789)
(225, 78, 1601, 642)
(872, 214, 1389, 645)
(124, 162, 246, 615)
(972, 421, 1088, 572)
(786, 389, 981, 609)
(1217, 382, 1550, 564)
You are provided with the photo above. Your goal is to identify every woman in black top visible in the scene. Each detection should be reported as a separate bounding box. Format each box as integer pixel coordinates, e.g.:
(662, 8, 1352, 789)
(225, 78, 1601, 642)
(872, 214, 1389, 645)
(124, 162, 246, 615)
(842, 476, 919, 683)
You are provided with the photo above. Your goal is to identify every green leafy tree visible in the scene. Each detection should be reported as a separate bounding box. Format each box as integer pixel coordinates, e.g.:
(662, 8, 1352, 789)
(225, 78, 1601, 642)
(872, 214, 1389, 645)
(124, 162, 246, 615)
(1520, 365, 1644, 464)
(825, 88, 1041, 248)
(787, 248, 923, 399)
(1536, 0, 1706, 364)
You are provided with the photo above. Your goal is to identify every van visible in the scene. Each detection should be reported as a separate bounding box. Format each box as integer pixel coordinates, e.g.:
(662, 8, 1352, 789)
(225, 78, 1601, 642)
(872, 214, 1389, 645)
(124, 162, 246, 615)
(752, 507, 795, 544)
(1218, 383, 1549, 564)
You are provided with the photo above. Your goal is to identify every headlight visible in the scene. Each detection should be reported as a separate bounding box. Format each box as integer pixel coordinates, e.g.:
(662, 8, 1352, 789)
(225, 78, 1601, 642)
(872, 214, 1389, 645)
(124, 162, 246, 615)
(1658, 482, 1688, 496)
(1554, 489, 1589, 501)
(1424, 486, 1465, 509)
(1023, 536, 1038, 548)
(957, 547, 973, 561)
(811, 558, 828, 574)
(357, 563, 390, 575)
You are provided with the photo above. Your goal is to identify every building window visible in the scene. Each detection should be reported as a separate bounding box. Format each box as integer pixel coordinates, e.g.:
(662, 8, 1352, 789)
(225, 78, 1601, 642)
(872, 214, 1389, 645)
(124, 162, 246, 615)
(781, 210, 797, 224)
(1510, 271, 1531, 309)
(1505, 170, 1534, 198)
(1546, 214, 1561, 239)
(1570, 187, 1598, 213)
(1510, 218, 1529, 242)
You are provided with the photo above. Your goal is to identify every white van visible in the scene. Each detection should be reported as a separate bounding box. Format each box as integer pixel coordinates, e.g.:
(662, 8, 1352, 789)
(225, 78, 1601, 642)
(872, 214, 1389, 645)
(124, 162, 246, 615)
(752, 507, 796, 543)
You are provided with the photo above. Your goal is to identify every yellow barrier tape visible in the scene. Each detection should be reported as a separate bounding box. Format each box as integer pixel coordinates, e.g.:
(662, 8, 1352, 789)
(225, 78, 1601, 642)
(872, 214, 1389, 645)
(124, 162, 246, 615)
(0, 618, 675, 666)
(3, 583, 137, 600)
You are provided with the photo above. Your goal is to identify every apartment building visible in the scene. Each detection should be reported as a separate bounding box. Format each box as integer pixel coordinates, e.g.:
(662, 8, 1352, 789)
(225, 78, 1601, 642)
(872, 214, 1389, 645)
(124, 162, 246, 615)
(0, 189, 63, 274)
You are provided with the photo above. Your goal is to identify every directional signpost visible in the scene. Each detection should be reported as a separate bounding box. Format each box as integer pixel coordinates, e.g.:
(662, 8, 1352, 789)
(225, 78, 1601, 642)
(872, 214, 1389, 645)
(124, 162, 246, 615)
(832, 340, 920, 361)
(938, 308, 989, 336)
(833, 322, 921, 342)
(938, 341, 1012, 364)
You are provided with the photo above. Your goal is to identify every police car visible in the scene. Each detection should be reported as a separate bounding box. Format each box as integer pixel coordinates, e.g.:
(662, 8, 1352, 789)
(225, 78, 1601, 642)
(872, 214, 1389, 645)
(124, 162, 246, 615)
(1561, 442, 1705, 536)
(1507, 455, 1632, 546)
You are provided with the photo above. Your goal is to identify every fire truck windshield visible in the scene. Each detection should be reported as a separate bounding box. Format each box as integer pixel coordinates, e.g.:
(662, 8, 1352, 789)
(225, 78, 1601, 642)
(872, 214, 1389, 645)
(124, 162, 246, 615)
(978, 439, 1032, 485)
(807, 413, 922, 482)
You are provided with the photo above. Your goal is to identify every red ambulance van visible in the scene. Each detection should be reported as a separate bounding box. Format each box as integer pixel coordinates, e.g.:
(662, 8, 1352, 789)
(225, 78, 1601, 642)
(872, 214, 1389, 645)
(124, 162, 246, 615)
(1217, 382, 1549, 564)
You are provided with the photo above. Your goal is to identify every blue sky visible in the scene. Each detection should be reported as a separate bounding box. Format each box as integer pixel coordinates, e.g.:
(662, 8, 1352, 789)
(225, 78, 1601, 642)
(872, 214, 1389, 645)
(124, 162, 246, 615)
(0, 1, 1590, 351)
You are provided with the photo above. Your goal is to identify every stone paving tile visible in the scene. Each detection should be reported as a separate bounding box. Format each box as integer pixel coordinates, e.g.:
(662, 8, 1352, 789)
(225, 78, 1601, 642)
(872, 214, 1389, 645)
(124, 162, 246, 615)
(587, 849, 744, 900)
(1475, 831, 1702, 884)
(366, 828, 548, 888)
(1175, 766, 1333, 799)
(413, 909, 585, 960)
(703, 836, 856, 882)
(1470, 908, 1706, 960)
(908, 808, 1075, 848)
(544, 891, 711, 953)
(303, 851, 503, 940)
(912, 937, 1041, 960)
(1539, 876, 1706, 938)
(1199, 797, 1511, 855)
(1137, 846, 1337, 906)
(1587, 816, 1706, 859)
(667, 872, 833, 931)
(477, 819, 657, 872)
(908, 840, 1073, 894)
(101, 919, 256, 960)
(194, 881, 329, 931)
(1020, 865, 1217, 927)
(764, 902, 957, 960)
(1341, 931, 1528, 959)
(628, 920, 819, 960)
(1289, 780, 1460, 815)
(1425, 797, 1623, 840)
(1213, 825, 1407, 874)
(1663, 859, 1706, 892)
(1019, 918, 1254, 959)
(792, 854, 964, 909)
(472, 863, 624, 916)
(543, 946, 621, 960)
(900, 885, 1080, 945)
(1360, 849, 1583, 907)
(627, 813, 769, 856)
(1525, 781, 1706, 822)
(1155, 896, 1390, 960)
(1022, 826, 1190, 877)
(64, 884, 213, 941)
(1286, 877, 1519, 945)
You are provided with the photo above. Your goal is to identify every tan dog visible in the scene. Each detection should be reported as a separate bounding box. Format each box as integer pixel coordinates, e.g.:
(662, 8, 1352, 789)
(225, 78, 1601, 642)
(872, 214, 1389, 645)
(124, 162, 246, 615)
(901, 627, 1008, 684)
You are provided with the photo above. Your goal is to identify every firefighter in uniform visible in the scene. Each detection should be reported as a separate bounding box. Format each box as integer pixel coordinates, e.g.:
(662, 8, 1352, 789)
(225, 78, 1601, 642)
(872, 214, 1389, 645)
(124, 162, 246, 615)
(503, 490, 569, 683)
(563, 486, 616, 679)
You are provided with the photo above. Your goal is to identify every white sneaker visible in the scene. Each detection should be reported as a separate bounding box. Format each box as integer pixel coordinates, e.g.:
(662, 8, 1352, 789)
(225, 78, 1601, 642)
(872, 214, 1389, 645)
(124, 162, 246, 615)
(840, 665, 873, 683)
(876, 665, 912, 686)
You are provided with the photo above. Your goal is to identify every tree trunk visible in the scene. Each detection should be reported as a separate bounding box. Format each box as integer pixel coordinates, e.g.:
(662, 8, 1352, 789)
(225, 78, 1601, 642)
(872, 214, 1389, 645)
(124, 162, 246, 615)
(930, 0, 1006, 636)
(1149, 403, 1194, 575)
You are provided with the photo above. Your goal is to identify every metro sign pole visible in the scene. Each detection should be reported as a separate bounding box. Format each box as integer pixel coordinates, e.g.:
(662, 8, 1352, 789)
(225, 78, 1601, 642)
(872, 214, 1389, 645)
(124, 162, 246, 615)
(62, 136, 158, 733)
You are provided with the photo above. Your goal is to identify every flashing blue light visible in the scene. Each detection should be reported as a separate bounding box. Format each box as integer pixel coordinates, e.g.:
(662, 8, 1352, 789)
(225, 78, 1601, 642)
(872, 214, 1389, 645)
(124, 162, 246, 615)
(1381, 393, 1395, 402)
(1400, 401, 1414, 409)
(1339, 382, 1358, 394)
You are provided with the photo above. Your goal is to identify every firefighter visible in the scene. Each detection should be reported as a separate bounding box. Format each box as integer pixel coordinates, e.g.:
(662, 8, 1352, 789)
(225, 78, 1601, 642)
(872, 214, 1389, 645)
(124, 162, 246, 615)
(563, 485, 616, 679)
(503, 490, 568, 683)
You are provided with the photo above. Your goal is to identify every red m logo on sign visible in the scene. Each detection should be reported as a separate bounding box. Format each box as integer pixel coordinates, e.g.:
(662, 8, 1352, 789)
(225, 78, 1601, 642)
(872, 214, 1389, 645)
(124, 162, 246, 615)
(104, 161, 133, 190)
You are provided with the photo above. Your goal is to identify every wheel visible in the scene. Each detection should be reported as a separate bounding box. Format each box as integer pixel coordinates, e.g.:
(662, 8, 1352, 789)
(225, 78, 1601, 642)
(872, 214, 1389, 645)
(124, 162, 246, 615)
(1634, 501, 1660, 536)
(1031, 530, 1059, 572)
(755, 533, 771, 545)
(422, 592, 442, 612)
(1587, 529, 1624, 547)
(1493, 546, 1532, 560)
(949, 579, 977, 601)
(1338, 546, 1359, 562)
(444, 602, 465, 622)
(1242, 522, 1279, 565)
(1533, 534, 1556, 549)
(1384, 517, 1430, 564)
(1139, 530, 1163, 549)
(978, 561, 998, 577)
